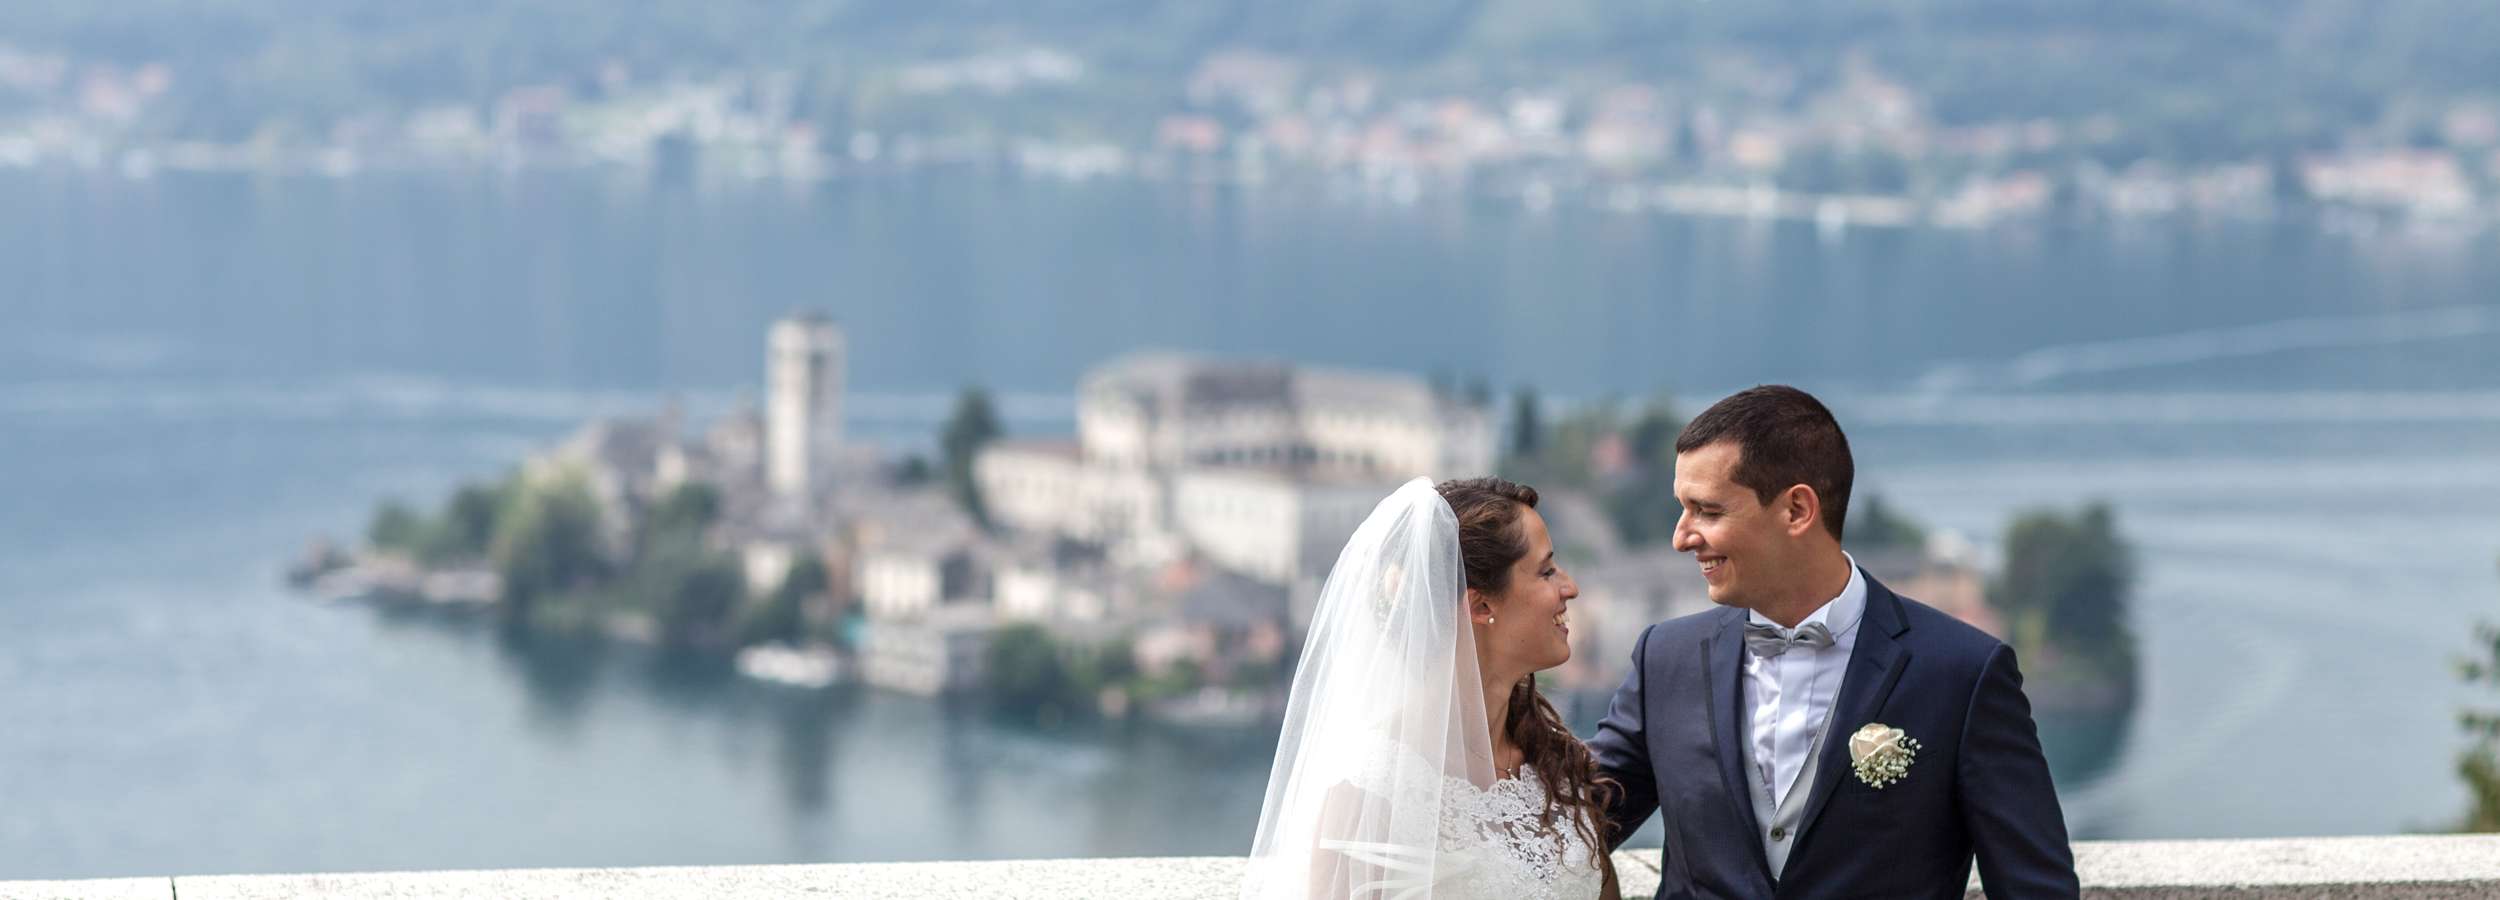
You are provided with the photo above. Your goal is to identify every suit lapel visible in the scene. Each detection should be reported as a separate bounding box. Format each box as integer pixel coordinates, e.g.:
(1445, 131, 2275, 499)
(1702, 608, 1772, 879)
(1794, 573, 1913, 850)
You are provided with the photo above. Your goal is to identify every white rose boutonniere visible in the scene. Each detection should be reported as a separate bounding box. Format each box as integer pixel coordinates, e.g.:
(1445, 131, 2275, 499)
(1848, 723, 1920, 789)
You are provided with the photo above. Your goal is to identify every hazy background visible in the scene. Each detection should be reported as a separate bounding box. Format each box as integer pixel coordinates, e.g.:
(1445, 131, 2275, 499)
(5, 1, 2499, 880)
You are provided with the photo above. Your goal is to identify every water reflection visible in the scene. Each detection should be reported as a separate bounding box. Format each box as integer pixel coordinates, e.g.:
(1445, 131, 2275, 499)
(634, 649, 746, 710)
(2037, 704, 2137, 839)
(2039, 705, 2136, 794)
(368, 603, 624, 737)
(492, 625, 610, 735)
(768, 688, 856, 861)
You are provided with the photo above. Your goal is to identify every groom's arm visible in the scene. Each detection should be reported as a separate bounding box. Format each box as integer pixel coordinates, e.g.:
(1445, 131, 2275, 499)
(1959, 643, 2081, 899)
(1588, 623, 1661, 853)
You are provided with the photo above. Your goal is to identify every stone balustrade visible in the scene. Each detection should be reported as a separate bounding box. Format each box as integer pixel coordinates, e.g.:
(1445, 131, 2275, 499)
(7, 835, 2500, 899)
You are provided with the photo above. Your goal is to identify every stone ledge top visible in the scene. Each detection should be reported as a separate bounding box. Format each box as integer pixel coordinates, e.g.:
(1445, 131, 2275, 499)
(0, 879, 168, 900)
(2064, 835, 2500, 888)
(6, 835, 2500, 899)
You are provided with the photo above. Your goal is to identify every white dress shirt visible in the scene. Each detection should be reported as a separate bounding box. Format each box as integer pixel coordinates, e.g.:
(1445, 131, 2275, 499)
(1744, 555, 1866, 810)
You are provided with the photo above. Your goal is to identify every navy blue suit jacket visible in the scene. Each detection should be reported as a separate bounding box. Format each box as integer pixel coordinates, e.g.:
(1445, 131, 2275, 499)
(1590, 571, 2080, 899)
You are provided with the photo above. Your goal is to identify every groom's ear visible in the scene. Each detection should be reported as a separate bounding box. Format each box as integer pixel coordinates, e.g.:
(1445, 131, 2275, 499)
(1780, 484, 1823, 538)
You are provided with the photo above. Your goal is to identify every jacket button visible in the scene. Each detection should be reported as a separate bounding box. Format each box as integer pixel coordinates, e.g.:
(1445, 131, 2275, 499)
(1771, 827, 1787, 841)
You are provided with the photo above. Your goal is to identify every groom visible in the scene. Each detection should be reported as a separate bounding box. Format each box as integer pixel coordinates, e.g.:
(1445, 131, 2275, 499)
(1591, 386, 2079, 899)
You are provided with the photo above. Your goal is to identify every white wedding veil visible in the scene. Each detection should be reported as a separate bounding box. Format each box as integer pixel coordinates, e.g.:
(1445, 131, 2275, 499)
(1240, 477, 1498, 899)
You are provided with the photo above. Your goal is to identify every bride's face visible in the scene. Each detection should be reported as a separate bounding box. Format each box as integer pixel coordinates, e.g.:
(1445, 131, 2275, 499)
(1472, 508, 1580, 676)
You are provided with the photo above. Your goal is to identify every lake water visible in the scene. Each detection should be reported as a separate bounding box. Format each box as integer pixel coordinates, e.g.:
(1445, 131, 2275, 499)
(3, 170, 2497, 878)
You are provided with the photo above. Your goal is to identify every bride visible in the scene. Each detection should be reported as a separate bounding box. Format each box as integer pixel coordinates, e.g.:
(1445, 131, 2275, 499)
(1242, 477, 1620, 900)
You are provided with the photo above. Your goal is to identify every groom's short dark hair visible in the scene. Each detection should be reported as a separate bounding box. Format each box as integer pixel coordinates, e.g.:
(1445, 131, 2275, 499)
(1675, 385, 1853, 541)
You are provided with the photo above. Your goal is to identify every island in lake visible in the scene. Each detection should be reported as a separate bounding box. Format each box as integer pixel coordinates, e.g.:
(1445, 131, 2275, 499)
(294, 315, 2138, 729)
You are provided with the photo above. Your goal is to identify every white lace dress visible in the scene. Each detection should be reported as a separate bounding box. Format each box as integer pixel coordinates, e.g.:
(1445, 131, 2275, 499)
(1338, 742, 1609, 900)
(1439, 765, 1608, 900)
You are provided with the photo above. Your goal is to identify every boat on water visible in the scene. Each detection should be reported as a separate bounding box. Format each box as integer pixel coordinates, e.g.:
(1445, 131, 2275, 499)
(735, 642, 844, 689)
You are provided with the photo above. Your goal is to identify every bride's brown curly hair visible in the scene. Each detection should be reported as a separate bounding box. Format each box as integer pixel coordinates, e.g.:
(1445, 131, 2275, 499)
(1436, 477, 1619, 856)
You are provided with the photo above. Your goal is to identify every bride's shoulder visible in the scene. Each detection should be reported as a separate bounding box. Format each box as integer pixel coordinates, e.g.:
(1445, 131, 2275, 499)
(1330, 732, 1458, 793)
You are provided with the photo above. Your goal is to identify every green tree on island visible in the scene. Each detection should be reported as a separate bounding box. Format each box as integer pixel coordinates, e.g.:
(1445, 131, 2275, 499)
(1500, 391, 1685, 547)
(365, 477, 520, 565)
(627, 482, 748, 651)
(643, 481, 721, 543)
(434, 481, 510, 562)
(358, 472, 805, 653)
(1852, 494, 1931, 553)
(894, 454, 936, 487)
(1508, 387, 1544, 460)
(2456, 554, 2500, 832)
(742, 553, 829, 647)
(942, 386, 1002, 527)
(491, 472, 610, 625)
(367, 500, 427, 554)
(986, 624, 1078, 722)
(983, 625, 1170, 726)
(649, 556, 747, 652)
(1606, 395, 1687, 547)
(1990, 502, 2139, 703)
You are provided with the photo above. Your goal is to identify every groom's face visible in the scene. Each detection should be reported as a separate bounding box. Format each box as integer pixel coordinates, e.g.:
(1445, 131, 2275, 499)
(1671, 440, 1789, 609)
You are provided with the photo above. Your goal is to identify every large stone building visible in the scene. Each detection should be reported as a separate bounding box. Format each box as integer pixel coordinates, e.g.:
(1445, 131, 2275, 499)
(976, 353, 1496, 588)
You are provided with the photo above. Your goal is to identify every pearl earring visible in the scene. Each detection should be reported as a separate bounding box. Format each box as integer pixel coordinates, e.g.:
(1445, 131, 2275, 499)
(1487, 616, 1496, 625)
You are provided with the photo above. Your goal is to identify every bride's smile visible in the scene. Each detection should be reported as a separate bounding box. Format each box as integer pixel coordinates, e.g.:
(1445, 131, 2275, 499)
(1468, 506, 1580, 677)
